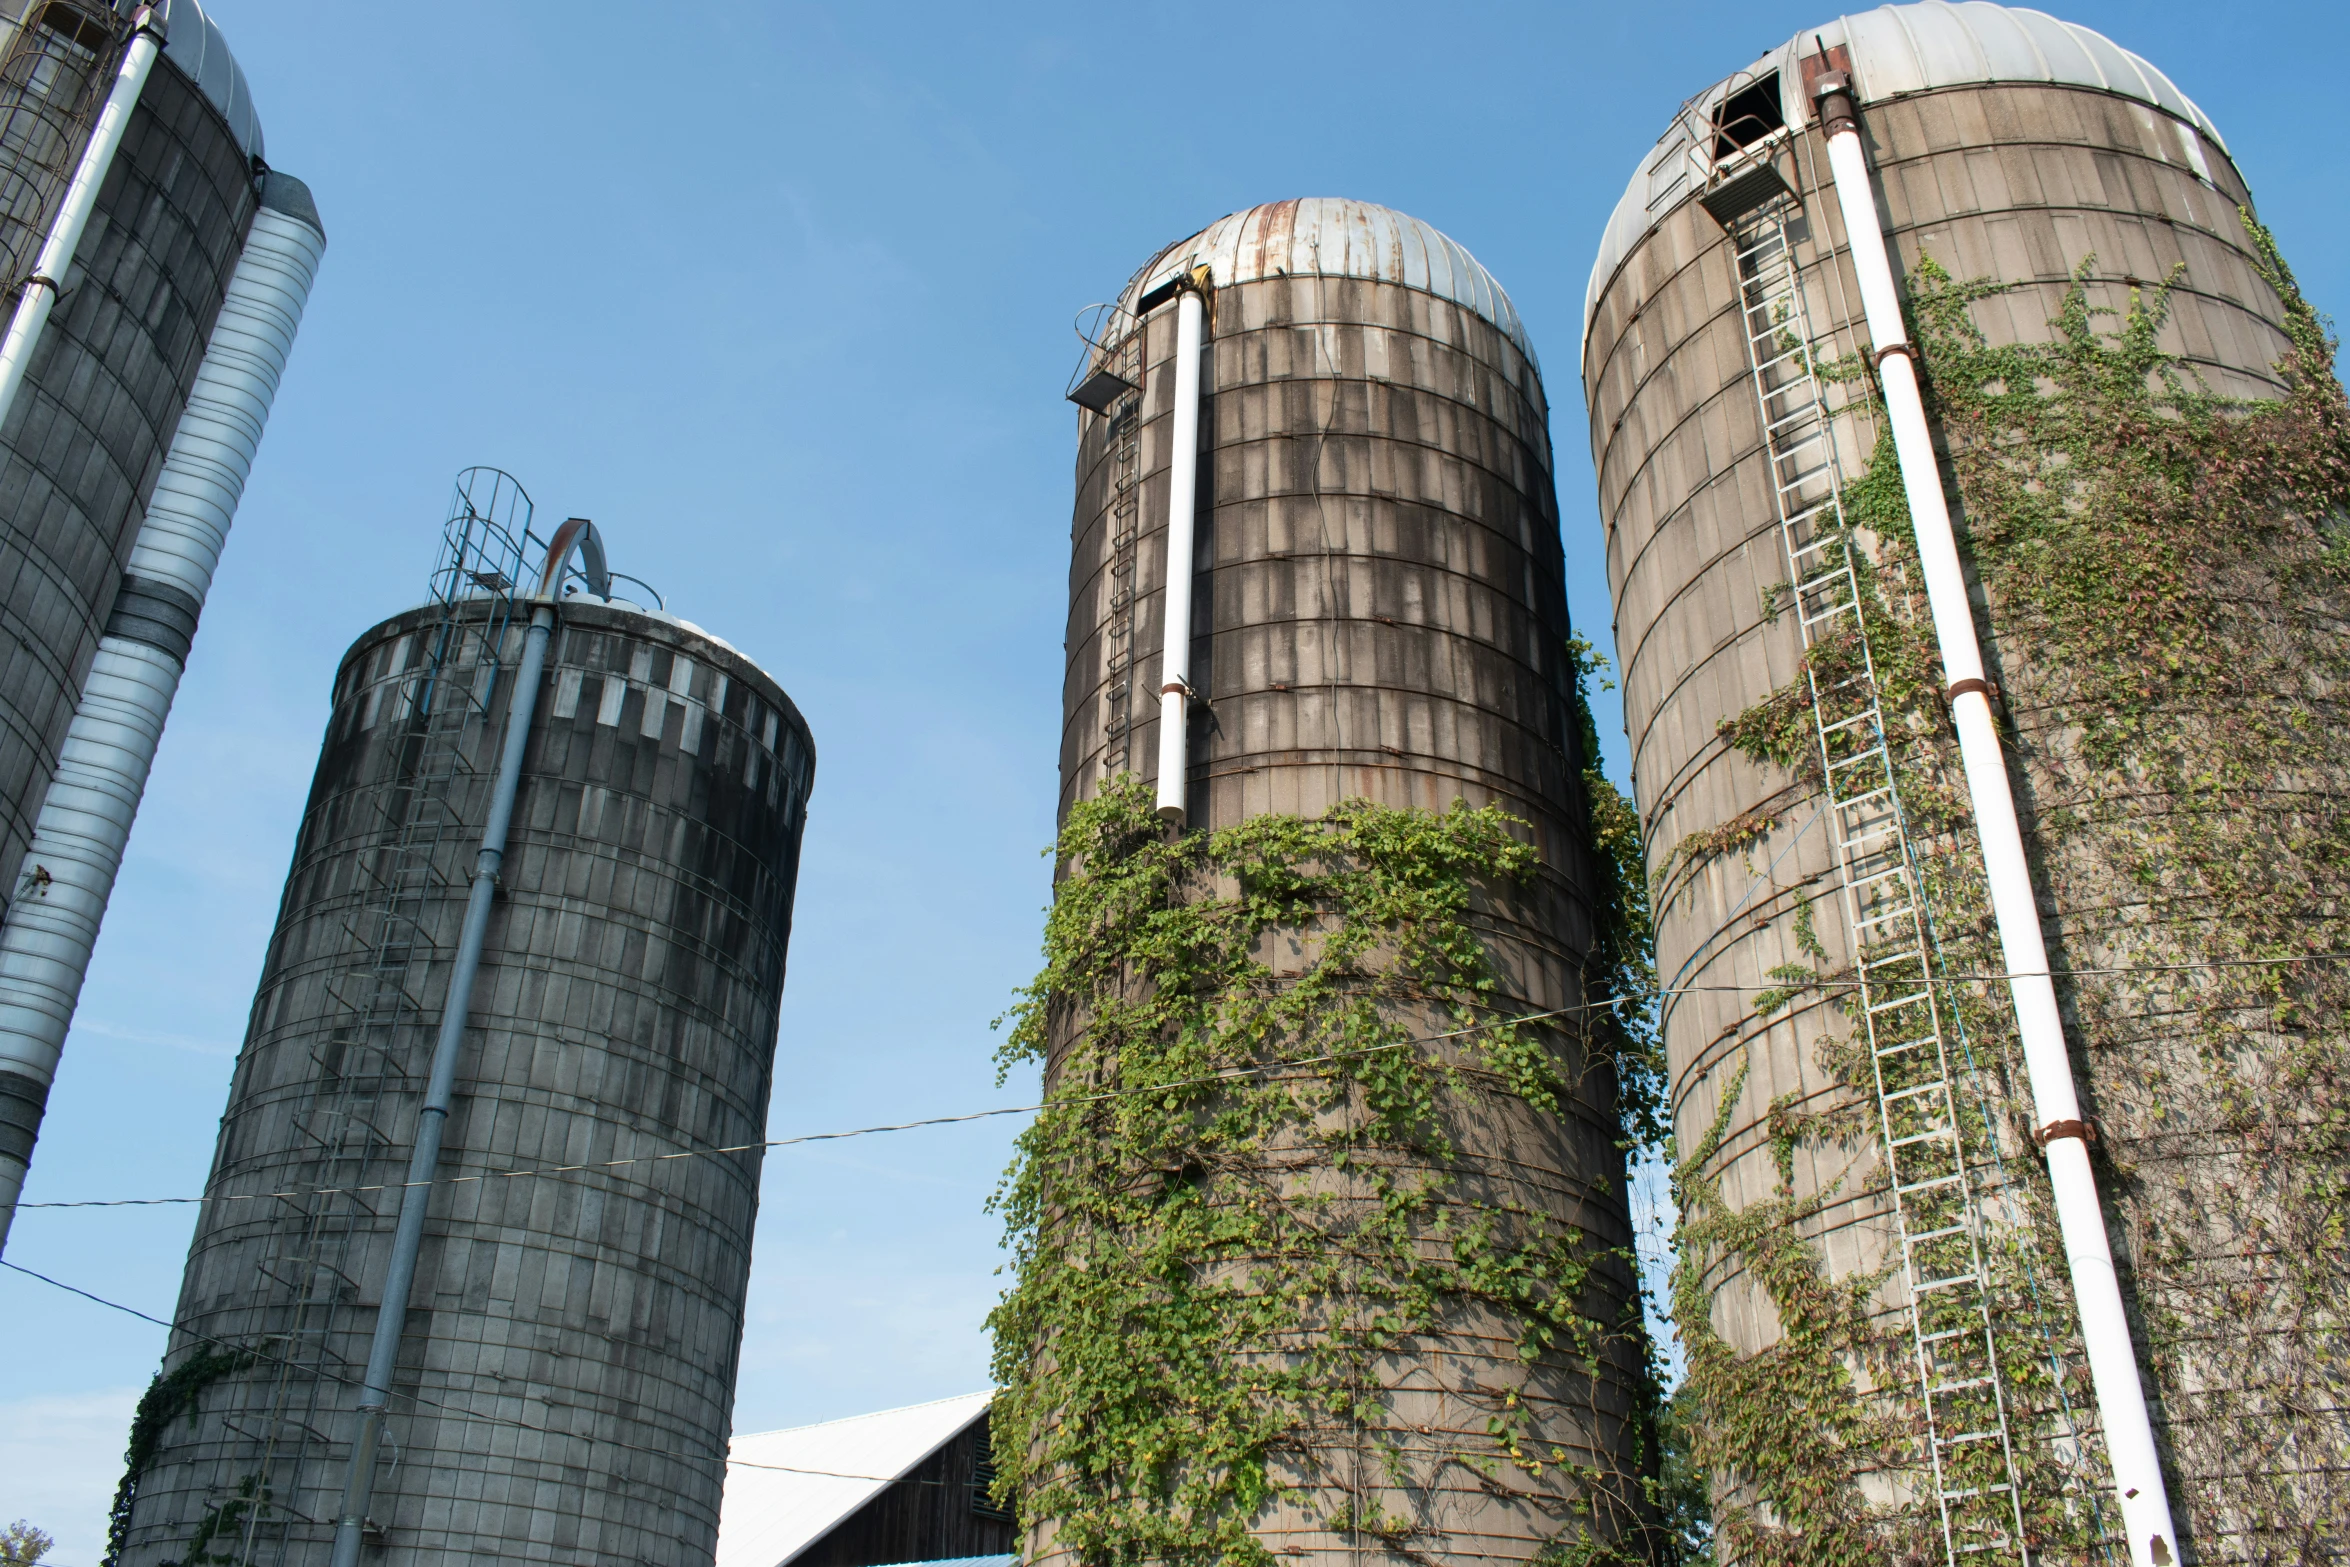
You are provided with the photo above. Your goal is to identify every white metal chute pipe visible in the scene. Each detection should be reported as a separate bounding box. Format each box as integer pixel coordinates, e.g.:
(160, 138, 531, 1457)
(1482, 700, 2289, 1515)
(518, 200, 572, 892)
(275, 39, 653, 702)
(0, 8, 164, 434)
(0, 197, 325, 1256)
(1809, 70, 2177, 1567)
(1154, 285, 1205, 824)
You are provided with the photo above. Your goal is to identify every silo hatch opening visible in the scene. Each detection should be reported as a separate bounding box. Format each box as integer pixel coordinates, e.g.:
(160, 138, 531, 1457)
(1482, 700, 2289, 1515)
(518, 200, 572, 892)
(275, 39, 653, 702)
(1700, 72, 1793, 227)
(1711, 72, 1786, 160)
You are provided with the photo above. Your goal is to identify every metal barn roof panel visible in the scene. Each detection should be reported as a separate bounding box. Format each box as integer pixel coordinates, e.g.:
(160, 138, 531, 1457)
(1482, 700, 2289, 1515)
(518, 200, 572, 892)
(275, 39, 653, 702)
(716, 1392, 994, 1567)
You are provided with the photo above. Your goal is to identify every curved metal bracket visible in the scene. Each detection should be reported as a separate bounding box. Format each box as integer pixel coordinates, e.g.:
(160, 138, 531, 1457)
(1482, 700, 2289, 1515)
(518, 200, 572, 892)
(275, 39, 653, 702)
(536, 516, 610, 600)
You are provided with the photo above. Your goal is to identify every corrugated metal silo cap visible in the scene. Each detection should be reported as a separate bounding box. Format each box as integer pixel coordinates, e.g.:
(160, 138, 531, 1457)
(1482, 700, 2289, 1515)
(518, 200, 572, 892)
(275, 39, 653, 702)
(1583, 1, 2234, 345)
(1123, 198, 1536, 369)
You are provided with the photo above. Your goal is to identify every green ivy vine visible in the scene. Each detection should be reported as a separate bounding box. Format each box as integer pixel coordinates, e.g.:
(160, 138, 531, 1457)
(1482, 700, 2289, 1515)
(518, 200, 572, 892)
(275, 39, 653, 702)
(1669, 213, 2350, 1563)
(104, 1344, 258, 1567)
(988, 711, 1673, 1567)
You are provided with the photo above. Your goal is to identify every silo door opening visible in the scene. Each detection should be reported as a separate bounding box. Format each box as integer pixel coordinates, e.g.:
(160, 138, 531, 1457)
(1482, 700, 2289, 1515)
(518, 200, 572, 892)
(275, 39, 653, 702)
(1711, 71, 1786, 160)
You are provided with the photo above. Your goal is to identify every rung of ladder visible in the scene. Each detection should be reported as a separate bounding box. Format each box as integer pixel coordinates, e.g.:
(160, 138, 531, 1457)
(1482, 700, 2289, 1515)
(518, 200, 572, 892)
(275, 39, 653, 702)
(1769, 428, 1828, 466)
(1880, 1080, 1948, 1106)
(1911, 1269, 1982, 1295)
(1850, 900, 1916, 933)
(1941, 1484, 2017, 1502)
(1867, 989, 1932, 1017)
(1927, 1376, 1996, 1396)
(1906, 1222, 1971, 1246)
(1800, 593, 1860, 627)
(1897, 1172, 1965, 1196)
(1937, 1428, 2005, 1447)
(1846, 859, 1910, 895)
(1889, 1125, 1956, 1149)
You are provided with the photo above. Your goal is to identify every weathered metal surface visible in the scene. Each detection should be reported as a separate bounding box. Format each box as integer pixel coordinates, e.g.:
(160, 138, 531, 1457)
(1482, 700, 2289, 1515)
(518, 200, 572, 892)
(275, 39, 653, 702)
(0, 50, 255, 921)
(120, 599, 815, 1567)
(1582, 15, 2312, 1554)
(1047, 200, 1647, 1567)
(1585, 0, 2228, 338)
(1125, 196, 1536, 367)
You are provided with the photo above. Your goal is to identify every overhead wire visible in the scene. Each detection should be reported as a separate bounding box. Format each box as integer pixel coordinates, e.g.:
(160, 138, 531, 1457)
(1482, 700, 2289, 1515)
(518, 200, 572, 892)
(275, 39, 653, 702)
(0, 1255, 973, 1488)
(13, 946, 2342, 1216)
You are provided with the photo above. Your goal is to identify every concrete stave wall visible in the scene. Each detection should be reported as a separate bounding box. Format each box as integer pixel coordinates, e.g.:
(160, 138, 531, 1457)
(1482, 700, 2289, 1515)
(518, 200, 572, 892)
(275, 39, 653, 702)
(124, 599, 813, 1567)
(1581, 72, 2307, 1544)
(1038, 223, 1649, 1567)
(0, 48, 254, 907)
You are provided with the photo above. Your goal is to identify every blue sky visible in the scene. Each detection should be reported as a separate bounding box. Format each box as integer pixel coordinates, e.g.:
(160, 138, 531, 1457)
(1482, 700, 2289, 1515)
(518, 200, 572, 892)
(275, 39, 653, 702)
(4, 1, 2343, 1557)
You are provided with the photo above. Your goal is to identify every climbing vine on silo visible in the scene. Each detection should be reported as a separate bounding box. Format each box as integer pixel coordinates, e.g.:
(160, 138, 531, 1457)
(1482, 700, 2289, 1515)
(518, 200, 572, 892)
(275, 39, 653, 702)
(1670, 215, 2350, 1560)
(104, 1344, 258, 1567)
(987, 755, 1666, 1566)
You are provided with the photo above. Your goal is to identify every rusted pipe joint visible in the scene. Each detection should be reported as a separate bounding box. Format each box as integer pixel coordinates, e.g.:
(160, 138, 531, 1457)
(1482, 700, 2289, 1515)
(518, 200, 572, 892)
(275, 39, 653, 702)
(2035, 1117, 2100, 1149)
(1811, 68, 1858, 137)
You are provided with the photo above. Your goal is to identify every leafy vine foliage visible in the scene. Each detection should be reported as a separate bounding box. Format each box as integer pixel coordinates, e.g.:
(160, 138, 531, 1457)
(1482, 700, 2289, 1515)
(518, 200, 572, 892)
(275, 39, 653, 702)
(988, 754, 1671, 1567)
(104, 1345, 257, 1567)
(1672, 216, 2350, 1562)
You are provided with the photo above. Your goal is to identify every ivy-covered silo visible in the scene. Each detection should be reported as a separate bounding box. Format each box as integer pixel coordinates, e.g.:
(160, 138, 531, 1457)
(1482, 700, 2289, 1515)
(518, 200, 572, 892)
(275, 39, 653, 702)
(994, 199, 1659, 1567)
(1582, 3, 2347, 1560)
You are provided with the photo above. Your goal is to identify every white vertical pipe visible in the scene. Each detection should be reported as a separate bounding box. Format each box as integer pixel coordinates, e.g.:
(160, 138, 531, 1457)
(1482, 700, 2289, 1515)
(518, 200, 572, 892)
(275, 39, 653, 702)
(1809, 72, 2177, 1567)
(1154, 285, 1205, 824)
(0, 194, 325, 1255)
(0, 8, 164, 435)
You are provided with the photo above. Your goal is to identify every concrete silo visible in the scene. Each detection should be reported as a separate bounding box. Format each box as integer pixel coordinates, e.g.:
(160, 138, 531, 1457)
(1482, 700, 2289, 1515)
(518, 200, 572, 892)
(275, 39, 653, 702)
(1583, 3, 2344, 1562)
(0, 0, 319, 1246)
(1007, 199, 1651, 1567)
(114, 479, 816, 1567)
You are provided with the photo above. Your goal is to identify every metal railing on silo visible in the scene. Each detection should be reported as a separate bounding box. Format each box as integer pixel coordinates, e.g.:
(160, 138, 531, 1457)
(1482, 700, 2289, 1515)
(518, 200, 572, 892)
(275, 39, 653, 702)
(1065, 305, 1145, 787)
(0, 2, 120, 297)
(229, 470, 539, 1567)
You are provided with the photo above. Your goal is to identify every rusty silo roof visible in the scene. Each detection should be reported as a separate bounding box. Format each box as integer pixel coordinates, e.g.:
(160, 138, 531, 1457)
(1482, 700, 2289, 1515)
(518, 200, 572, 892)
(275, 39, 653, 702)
(1583, 1, 2232, 341)
(1122, 197, 1534, 368)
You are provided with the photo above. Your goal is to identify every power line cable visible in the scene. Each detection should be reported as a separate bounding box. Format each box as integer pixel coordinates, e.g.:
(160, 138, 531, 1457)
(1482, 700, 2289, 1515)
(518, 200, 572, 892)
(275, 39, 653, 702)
(16, 946, 2342, 1215)
(14, 1004, 1589, 1212)
(0, 1255, 970, 1487)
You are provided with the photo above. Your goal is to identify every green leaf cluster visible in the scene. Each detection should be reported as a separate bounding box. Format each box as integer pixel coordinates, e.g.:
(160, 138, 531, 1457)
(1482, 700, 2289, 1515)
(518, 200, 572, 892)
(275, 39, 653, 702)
(988, 768, 1665, 1567)
(1671, 213, 2350, 1561)
(104, 1344, 258, 1567)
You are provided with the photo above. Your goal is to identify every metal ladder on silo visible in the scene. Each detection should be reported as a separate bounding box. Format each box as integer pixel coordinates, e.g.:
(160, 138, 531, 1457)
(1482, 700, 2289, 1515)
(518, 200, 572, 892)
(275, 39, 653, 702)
(1099, 324, 1147, 781)
(1727, 191, 2027, 1564)
(0, 2, 121, 292)
(224, 504, 527, 1567)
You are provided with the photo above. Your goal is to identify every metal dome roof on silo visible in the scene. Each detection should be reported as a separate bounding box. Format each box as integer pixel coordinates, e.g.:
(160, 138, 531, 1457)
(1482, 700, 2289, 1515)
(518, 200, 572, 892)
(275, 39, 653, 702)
(1583, 1, 2230, 340)
(1125, 198, 1535, 368)
(127, 0, 265, 158)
